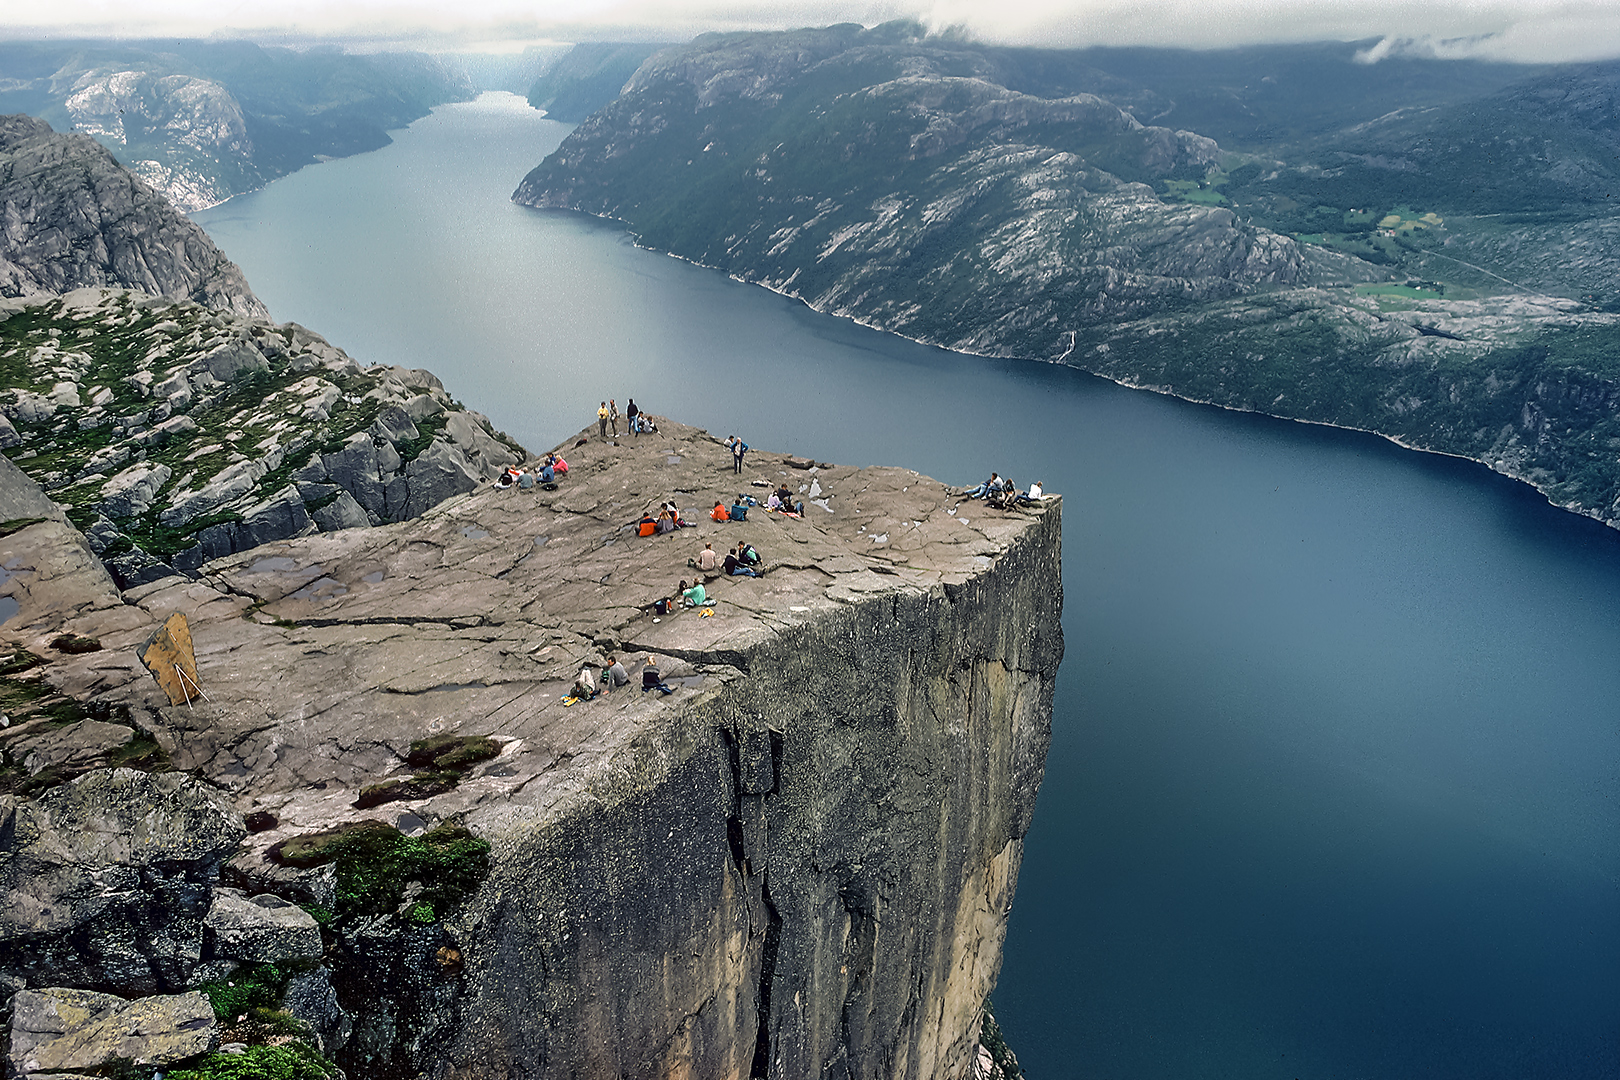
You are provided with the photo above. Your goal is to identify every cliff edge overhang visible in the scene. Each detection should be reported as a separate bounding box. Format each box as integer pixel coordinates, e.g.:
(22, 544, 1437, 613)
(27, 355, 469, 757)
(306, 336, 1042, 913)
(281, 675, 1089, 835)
(1, 419, 1061, 1079)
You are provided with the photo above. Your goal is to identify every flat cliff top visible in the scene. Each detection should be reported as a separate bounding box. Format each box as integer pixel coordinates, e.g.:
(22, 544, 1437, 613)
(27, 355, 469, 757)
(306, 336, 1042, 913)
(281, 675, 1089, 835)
(5, 419, 1056, 841)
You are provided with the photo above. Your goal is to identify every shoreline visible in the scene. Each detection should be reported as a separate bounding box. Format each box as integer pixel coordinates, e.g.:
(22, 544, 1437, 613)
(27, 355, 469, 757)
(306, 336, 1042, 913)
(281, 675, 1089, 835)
(521, 200, 1618, 536)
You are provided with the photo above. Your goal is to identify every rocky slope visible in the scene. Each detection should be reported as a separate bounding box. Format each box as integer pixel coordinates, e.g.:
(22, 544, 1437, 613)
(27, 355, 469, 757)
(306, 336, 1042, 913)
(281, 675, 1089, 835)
(516, 23, 1306, 344)
(0, 287, 523, 589)
(513, 25, 1620, 530)
(0, 420, 1061, 1080)
(0, 115, 265, 318)
(0, 41, 475, 212)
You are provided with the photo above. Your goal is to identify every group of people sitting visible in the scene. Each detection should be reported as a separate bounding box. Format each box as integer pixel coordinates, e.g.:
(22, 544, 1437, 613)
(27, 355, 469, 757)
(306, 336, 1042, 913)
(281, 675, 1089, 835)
(962, 472, 1043, 509)
(689, 540, 763, 578)
(496, 452, 568, 490)
(710, 484, 805, 522)
(570, 652, 676, 701)
(639, 500, 696, 536)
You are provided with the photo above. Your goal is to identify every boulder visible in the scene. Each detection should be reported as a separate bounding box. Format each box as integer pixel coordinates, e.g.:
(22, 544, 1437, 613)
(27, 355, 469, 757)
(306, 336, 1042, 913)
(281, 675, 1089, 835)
(238, 486, 312, 548)
(151, 371, 193, 411)
(6, 391, 56, 425)
(444, 410, 518, 476)
(102, 548, 180, 590)
(134, 414, 199, 448)
(321, 436, 384, 516)
(396, 439, 481, 519)
(194, 338, 268, 384)
(6, 988, 214, 1077)
(98, 463, 172, 520)
(159, 459, 266, 528)
(0, 414, 19, 448)
(283, 968, 351, 1054)
(368, 405, 419, 447)
(0, 769, 247, 995)
(313, 491, 371, 532)
(402, 393, 445, 422)
(203, 889, 323, 964)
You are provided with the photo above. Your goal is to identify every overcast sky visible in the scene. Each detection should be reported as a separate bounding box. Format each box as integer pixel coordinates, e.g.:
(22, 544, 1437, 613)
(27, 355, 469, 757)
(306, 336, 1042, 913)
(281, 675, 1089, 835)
(4, 0, 1618, 64)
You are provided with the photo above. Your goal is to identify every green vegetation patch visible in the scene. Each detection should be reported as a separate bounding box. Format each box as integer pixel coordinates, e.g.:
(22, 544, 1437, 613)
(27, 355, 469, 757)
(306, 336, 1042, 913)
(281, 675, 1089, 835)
(268, 820, 490, 922)
(352, 734, 502, 810)
(407, 734, 501, 771)
(198, 961, 297, 1021)
(1160, 176, 1228, 205)
(0, 517, 49, 538)
(978, 999, 1023, 1078)
(167, 1043, 338, 1080)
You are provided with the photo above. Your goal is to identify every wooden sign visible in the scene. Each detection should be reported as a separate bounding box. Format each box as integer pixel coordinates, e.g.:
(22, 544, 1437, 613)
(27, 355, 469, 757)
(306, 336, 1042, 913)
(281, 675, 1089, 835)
(139, 612, 204, 706)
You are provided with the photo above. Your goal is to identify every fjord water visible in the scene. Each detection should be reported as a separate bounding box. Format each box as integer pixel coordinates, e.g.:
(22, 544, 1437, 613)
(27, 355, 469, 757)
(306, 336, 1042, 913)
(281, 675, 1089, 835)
(195, 93, 1620, 1079)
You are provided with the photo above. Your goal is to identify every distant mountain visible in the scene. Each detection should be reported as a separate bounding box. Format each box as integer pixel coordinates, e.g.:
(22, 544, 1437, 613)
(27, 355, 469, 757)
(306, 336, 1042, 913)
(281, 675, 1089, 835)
(516, 23, 1306, 345)
(0, 40, 475, 210)
(512, 24, 1620, 529)
(0, 114, 265, 318)
(525, 42, 673, 122)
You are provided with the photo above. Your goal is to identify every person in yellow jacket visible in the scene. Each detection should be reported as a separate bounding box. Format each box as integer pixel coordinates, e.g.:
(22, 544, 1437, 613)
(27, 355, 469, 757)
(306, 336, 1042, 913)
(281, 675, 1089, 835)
(597, 402, 610, 437)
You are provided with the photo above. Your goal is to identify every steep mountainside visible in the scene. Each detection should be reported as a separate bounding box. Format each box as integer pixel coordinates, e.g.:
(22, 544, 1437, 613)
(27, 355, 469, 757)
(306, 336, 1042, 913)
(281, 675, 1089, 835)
(0, 115, 264, 317)
(0, 41, 474, 210)
(517, 23, 1306, 342)
(513, 25, 1620, 530)
(525, 42, 672, 121)
(0, 287, 523, 589)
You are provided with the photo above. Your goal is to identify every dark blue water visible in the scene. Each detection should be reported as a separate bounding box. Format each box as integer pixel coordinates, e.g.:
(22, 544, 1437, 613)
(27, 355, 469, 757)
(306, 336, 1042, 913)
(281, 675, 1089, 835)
(196, 93, 1620, 1080)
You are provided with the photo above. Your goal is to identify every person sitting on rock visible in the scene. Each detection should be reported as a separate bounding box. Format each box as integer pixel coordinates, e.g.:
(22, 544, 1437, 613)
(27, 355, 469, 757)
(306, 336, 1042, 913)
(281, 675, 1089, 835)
(604, 654, 629, 691)
(962, 472, 999, 499)
(641, 654, 674, 695)
(738, 541, 762, 568)
(496, 467, 520, 489)
(722, 547, 760, 578)
(538, 459, 555, 484)
(711, 501, 730, 522)
(572, 666, 597, 700)
(546, 452, 568, 475)
(679, 578, 708, 607)
(695, 542, 720, 572)
(656, 508, 677, 535)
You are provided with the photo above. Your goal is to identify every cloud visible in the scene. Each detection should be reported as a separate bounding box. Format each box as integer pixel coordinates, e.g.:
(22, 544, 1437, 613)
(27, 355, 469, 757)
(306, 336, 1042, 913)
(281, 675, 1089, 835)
(2, 0, 1618, 65)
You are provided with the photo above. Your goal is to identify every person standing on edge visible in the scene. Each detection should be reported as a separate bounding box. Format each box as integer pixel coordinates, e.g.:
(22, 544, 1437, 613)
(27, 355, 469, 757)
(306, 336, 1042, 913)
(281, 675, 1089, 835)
(626, 398, 639, 435)
(609, 399, 620, 436)
(729, 435, 747, 475)
(597, 402, 609, 438)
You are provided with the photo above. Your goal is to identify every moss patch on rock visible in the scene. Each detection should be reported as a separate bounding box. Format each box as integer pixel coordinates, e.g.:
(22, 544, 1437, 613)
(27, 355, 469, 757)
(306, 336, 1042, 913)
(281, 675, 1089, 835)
(168, 1043, 338, 1080)
(269, 820, 490, 922)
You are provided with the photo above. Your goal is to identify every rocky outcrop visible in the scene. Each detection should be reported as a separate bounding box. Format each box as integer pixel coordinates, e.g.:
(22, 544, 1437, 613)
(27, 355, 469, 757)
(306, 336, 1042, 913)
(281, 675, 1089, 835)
(0, 419, 1061, 1080)
(0, 116, 265, 319)
(6, 987, 215, 1077)
(0, 769, 246, 995)
(61, 69, 254, 213)
(0, 288, 524, 587)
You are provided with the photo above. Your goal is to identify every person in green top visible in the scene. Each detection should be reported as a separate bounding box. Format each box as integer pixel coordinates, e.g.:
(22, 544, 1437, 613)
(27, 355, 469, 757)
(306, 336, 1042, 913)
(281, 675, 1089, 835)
(680, 579, 707, 607)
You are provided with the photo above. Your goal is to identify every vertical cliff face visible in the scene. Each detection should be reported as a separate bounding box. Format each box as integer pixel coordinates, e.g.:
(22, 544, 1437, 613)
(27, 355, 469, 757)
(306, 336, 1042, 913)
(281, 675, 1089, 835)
(450, 503, 1060, 1080)
(2, 420, 1060, 1080)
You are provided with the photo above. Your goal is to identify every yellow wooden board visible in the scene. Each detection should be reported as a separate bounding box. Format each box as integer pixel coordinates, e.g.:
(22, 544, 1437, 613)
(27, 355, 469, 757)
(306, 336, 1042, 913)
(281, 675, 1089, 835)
(140, 612, 201, 706)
